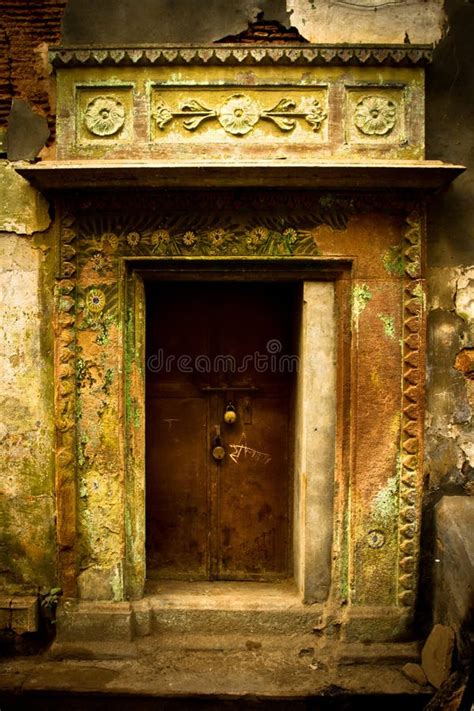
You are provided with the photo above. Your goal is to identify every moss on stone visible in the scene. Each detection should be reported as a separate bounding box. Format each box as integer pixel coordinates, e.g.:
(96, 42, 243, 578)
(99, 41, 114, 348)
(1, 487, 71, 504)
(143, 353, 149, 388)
(352, 283, 372, 331)
(378, 313, 396, 340)
(383, 245, 404, 276)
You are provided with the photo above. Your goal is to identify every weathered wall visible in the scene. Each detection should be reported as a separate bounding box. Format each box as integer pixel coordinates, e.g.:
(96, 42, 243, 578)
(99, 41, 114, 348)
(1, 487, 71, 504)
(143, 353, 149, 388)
(289, 0, 446, 45)
(60, 0, 445, 46)
(0, 0, 472, 623)
(0, 3, 64, 600)
(0, 163, 55, 596)
(420, 0, 474, 625)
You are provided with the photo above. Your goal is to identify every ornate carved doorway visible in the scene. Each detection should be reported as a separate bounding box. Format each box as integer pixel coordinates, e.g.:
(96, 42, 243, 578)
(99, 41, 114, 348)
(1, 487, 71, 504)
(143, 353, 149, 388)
(146, 282, 297, 581)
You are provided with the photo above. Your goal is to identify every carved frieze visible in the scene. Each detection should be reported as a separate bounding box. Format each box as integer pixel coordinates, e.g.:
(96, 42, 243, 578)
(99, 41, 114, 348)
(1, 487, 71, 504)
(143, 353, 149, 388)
(153, 93, 327, 136)
(52, 52, 424, 159)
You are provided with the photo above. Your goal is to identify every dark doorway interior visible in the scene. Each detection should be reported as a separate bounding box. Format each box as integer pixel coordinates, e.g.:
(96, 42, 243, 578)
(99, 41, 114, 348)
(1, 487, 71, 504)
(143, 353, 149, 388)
(145, 282, 298, 581)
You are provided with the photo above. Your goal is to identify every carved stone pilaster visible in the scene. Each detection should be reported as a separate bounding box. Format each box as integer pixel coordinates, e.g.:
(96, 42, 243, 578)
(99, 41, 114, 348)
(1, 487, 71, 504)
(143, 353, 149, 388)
(398, 209, 424, 609)
(54, 210, 78, 596)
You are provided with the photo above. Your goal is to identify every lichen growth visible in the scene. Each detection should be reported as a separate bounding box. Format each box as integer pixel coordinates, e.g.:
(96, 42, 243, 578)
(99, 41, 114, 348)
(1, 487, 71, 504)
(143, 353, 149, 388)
(411, 282, 423, 299)
(383, 245, 404, 276)
(371, 474, 399, 525)
(103, 368, 114, 396)
(378, 313, 396, 340)
(76, 357, 97, 389)
(78, 434, 89, 468)
(352, 284, 372, 331)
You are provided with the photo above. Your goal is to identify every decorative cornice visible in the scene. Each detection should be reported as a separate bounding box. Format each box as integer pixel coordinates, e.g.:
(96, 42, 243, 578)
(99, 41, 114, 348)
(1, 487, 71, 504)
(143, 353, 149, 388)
(15, 160, 465, 192)
(49, 44, 433, 69)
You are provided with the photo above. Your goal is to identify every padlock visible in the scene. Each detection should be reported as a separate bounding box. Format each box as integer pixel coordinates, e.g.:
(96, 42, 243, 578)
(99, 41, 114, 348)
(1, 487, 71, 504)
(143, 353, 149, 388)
(211, 425, 226, 461)
(224, 402, 237, 425)
(212, 444, 226, 461)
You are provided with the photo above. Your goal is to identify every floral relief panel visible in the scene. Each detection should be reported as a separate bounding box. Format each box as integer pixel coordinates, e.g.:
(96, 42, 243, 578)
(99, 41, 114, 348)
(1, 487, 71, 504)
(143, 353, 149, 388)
(76, 86, 135, 145)
(150, 88, 329, 143)
(345, 88, 406, 146)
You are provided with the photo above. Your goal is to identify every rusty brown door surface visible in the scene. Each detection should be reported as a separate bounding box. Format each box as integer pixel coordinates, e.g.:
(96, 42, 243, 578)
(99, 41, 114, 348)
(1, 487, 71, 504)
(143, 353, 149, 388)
(146, 282, 294, 581)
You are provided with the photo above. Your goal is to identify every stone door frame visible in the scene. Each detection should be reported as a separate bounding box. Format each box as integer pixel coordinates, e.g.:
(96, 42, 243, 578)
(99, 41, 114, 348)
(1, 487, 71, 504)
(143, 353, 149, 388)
(53, 191, 425, 641)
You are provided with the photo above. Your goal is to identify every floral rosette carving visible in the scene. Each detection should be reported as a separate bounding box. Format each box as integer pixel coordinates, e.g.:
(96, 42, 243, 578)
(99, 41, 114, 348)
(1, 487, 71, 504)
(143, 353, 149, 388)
(354, 95, 397, 136)
(182, 231, 197, 248)
(151, 229, 171, 253)
(217, 94, 260, 136)
(85, 288, 106, 315)
(84, 96, 126, 137)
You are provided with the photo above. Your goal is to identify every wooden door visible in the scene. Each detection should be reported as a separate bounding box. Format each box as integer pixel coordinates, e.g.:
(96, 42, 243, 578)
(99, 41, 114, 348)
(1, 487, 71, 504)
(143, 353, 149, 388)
(146, 282, 294, 581)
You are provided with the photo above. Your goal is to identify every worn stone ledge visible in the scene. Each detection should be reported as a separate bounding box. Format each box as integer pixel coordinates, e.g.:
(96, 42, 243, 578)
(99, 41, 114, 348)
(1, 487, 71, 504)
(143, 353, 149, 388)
(49, 44, 434, 69)
(15, 159, 465, 191)
(0, 596, 38, 633)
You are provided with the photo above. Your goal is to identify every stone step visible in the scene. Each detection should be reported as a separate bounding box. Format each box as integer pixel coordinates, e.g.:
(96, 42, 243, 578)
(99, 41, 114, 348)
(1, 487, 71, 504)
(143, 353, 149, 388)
(143, 605, 322, 636)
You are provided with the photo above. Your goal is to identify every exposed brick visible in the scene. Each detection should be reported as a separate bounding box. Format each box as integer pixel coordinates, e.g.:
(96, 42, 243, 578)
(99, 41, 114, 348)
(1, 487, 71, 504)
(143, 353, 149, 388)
(0, 1, 67, 138)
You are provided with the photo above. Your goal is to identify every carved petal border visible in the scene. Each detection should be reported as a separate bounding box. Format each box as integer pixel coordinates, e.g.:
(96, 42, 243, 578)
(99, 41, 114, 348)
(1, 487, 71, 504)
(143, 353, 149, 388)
(398, 209, 425, 609)
(54, 210, 78, 596)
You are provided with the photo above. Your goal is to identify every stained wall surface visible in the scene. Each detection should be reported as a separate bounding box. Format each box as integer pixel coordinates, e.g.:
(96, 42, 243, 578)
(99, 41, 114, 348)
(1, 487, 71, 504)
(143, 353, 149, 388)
(0, 1, 472, 624)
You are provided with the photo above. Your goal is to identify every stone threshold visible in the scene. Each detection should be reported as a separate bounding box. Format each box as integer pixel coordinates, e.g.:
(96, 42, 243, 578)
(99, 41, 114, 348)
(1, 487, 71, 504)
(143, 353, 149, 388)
(0, 644, 432, 702)
(1, 583, 430, 701)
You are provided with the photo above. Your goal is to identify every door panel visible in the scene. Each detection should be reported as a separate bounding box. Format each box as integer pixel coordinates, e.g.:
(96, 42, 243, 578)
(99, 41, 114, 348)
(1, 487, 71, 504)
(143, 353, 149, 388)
(146, 396, 209, 578)
(218, 395, 289, 579)
(146, 282, 294, 581)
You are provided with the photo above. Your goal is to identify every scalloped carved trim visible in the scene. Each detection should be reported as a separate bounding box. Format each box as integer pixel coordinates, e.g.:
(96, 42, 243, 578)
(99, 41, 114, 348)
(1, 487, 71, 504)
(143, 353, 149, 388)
(54, 211, 78, 597)
(398, 209, 424, 609)
(49, 45, 433, 69)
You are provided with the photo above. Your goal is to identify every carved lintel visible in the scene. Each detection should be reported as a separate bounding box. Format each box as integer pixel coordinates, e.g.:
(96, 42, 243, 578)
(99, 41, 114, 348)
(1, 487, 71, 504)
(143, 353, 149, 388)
(153, 93, 327, 136)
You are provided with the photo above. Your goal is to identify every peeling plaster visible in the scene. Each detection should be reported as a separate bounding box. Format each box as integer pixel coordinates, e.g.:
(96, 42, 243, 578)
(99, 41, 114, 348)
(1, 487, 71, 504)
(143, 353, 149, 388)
(455, 267, 474, 323)
(426, 265, 474, 493)
(0, 162, 50, 235)
(288, 0, 445, 45)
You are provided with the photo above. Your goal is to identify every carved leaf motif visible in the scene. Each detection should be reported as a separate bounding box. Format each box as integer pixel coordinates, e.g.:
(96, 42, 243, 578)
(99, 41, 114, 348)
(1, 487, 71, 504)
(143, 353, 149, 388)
(154, 98, 173, 130)
(183, 115, 212, 131)
(266, 116, 296, 131)
(181, 99, 214, 113)
(263, 98, 297, 132)
(268, 98, 297, 113)
(180, 100, 215, 131)
(305, 100, 327, 132)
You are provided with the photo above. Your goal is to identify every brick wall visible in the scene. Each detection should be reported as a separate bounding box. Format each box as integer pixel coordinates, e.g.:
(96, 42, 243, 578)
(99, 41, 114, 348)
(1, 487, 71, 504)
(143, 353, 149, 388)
(0, 0, 67, 130)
